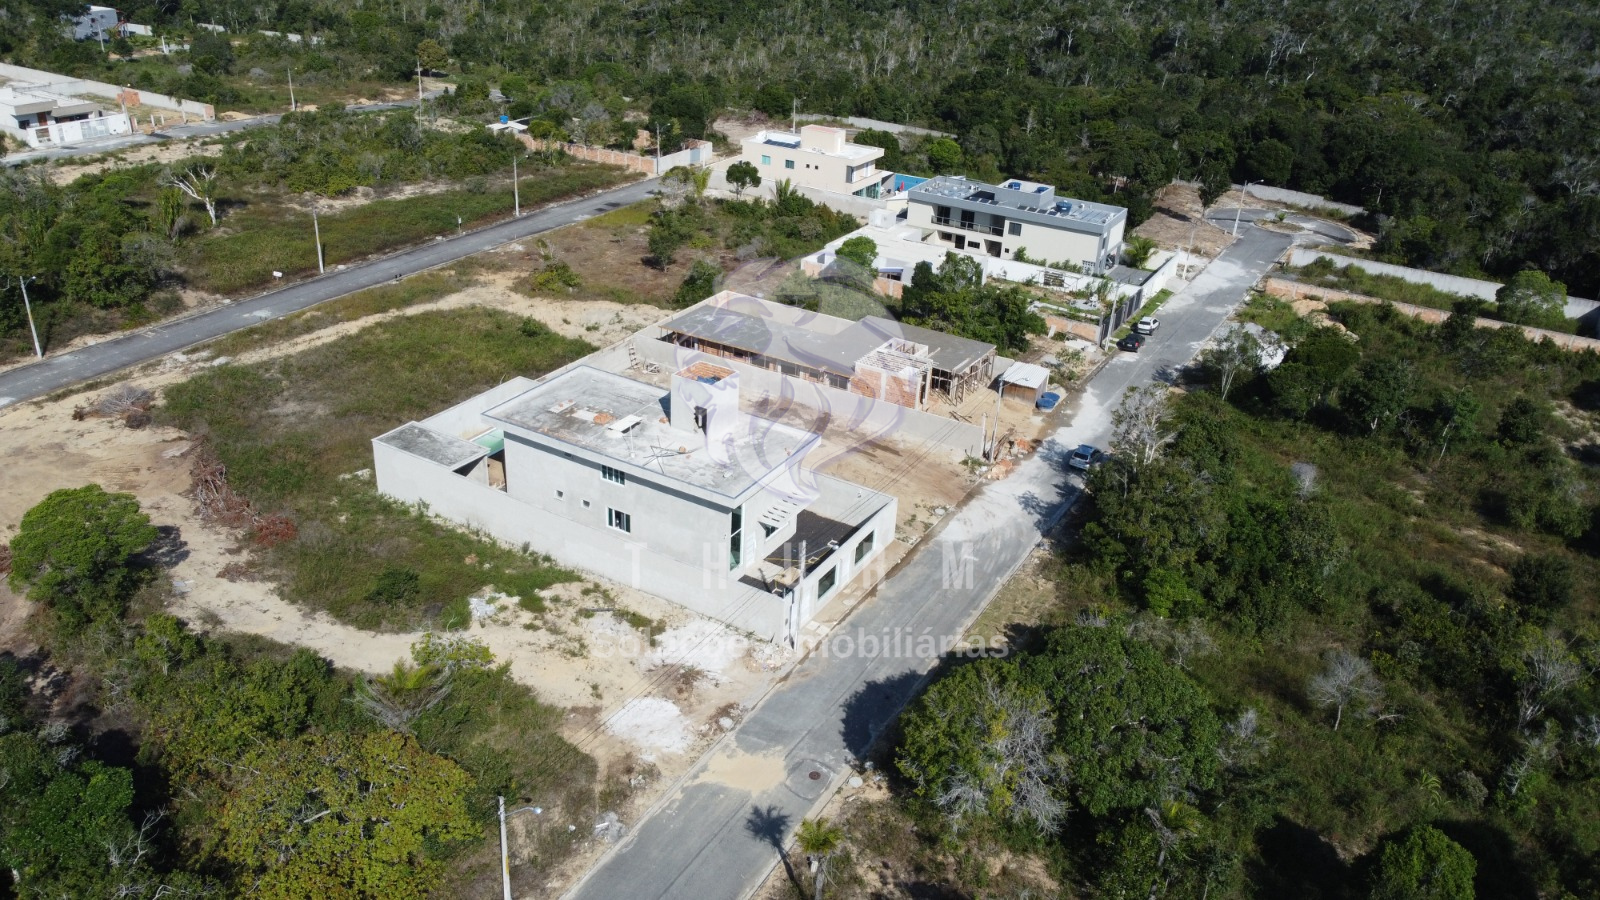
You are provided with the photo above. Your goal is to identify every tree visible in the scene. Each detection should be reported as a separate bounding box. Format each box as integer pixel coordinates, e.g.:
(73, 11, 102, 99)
(1515, 632, 1582, 728)
(1342, 358, 1413, 434)
(726, 160, 761, 198)
(1496, 395, 1550, 445)
(1124, 235, 1159, 269)
(897, 661, 1068, 833)
(851, 129, 903, 170)
(217, 731, 476, 900)
(1369, 825, 1476, 900)
(926, 138, 963, 174)
(835, 235, 877, 271)
(1495, 269, 1565, 326)
(673, 259, 721, 307)
(416, 39, 448, 74)
(795, 817, 845, 900)
(1307, 650, 1382, 731)
(1507, 553, 1575, 615)
(161, 165, 219, 226)
(8, 485, 156, 630)
(1023, 625, 1221, 816)
(1111, 384, 1176, 468)
(1198, 163, 1231, 211)
(1429, 388, 1481, 463)
(1197, 326, 1262, 400)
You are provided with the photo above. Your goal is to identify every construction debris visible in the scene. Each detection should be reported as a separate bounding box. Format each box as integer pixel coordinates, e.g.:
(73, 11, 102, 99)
(74, 383, 156, 428)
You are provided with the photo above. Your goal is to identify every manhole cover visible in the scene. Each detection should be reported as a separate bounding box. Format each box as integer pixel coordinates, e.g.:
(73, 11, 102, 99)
(808, 771, 821, 781)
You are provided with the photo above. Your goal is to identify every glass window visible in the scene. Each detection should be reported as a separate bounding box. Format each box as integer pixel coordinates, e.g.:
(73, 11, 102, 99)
(816, 566, 837, 598)
(760, 154, 770, 165)
(601, 465, 626, 484)
(784, 159, 795, 169)
(1008, 221, 1022, 236)
(607, 508, 631, 533)
(854, 531, 875, 563)
(728, 507, 743, 570)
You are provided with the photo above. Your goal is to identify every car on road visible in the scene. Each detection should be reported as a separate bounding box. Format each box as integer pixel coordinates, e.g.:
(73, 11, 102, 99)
(1134, 316, 1161, 334)
(1067, 444, 1105, 471)
(1116, 332, 1146, 352)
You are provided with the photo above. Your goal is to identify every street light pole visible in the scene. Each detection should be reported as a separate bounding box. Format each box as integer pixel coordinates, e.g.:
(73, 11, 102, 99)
(512, 154, 520, 217)
(1232, 181, 1258, 237)
(311, 205, 324, 274)
(288, 68, 295, 111)
(499, 796, 543, 900)
(15, 276, 42, 358)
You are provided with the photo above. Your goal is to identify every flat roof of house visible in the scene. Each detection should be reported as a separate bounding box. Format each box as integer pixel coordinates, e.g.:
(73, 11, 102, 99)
(483, 365, 817, 498)
(911, 175, 1124, 227)
(376, 422, 487, 468)
(743, 129, 879, 161)
(660, 296, 995, 377)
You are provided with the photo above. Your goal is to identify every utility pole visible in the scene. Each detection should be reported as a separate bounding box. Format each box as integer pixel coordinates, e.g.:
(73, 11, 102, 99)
(311, 205, 324, 274)
(498, 796, 542, 900)
(791, 97, 799, 133)
(417, 59, 424, 103)
(1232, 181, 1258, 237)
(654, 123, 661, 174)
(288, 68, 295, 111)
(512, 153, 520, 217)
(13, 276, 42, 359)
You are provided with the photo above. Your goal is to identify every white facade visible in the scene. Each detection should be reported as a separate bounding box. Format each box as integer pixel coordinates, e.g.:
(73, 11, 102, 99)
(0, 85, 131, 149)
(906, 176, 1128, 275)
(372, 366, 897, 641)
(740, 124, 894, 199)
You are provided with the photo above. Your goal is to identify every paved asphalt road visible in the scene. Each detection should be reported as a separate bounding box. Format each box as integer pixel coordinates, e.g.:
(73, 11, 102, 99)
(563, 219, 1342, 900)
(0, 176, 657, 408)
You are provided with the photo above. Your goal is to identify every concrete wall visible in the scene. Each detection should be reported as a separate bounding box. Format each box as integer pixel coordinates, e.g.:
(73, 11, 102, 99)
(18, 112, 131, 148)
(1241, 183, 1363, 216)
(1264, 277, 1600, 353)
(1286, 249, 1598, 324)
(0, 62, 214, 120)
(635, 338, 987, 458)
(793, 114, 953, 138)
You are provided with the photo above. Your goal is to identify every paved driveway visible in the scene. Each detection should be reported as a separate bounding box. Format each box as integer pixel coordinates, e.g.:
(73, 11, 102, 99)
(563, 221, 1317, 900)
(0, 177, 656, 409)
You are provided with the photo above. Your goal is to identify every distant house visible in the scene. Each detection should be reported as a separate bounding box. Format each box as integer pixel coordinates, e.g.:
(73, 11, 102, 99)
(906, 175, 1128, 275)
(0, 85, 132, 148)
(69, 5, 120, 41)
(740, 125, 894, 199)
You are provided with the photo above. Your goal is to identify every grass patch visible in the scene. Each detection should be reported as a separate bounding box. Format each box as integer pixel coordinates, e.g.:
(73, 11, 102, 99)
(204, 270, 472, 358)
(159, 308, 594, 630)
(183, 165, 632, 295)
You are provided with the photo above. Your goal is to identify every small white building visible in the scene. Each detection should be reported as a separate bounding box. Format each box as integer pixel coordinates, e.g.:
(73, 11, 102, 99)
(373, 363, 897, 642)
(740, 124, 894, 199)
(906, 175, 1128, 274)
(0, 85, 131, 149)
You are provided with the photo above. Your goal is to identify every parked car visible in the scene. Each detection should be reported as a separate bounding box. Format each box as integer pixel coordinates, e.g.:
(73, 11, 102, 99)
(1134, 316, 1161, 334)
(1117, 332, 1146, 352)
(1067, 444, 1104, 471)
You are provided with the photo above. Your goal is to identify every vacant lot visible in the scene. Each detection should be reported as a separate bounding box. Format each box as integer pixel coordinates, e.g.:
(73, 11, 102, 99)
(185, 163, 633, 293)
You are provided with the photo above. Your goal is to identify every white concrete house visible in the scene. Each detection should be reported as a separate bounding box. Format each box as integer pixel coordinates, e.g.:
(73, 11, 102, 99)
(740, 125, 894, 199)
(373, 363, 897, 642)
(906, 175, 1127, 274)
(0, 85, 131, 149)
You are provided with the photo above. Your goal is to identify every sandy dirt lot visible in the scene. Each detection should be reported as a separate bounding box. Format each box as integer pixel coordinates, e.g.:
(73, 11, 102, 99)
(39, 136, 223, 185)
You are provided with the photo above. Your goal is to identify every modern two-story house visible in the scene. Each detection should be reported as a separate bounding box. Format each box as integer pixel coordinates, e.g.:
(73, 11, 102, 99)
(739, 125, 895, 199)
(905, 175, 1128, 274)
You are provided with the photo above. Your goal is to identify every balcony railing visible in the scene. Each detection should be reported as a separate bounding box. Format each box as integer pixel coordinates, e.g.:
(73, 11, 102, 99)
(931, 215, 1003, 236)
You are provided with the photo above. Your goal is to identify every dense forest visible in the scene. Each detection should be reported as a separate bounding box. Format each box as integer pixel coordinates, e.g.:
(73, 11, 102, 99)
(3, 0, 1598, 296)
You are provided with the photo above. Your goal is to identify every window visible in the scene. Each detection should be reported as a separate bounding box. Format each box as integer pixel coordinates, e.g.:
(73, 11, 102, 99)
(854, 531, 875, 563)
(555, 489, 565, 499)
(601, 465, 626, 485)
(760, 154, 770, 165)
(728, 507, 743, 570)
(761, 522, 778, 538)
(784, 159, 795, 170)
(1008, 222, 1022, 236)
(606, 508, 631, 533)
(582, 499, 591, 509)
(816, 566, 837, 598)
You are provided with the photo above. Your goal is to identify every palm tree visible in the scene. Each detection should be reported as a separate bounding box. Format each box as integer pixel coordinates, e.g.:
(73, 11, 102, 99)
(795, 817, 844, 900)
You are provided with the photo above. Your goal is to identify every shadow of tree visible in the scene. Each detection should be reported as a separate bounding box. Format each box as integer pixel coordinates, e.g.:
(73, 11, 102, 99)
(746, 803, 800, 891)
(838, 669, 925, 760)
(137, 524, 190, 570)
(1247, 816, 1353, 900)
(1435, 819, 1541, 900)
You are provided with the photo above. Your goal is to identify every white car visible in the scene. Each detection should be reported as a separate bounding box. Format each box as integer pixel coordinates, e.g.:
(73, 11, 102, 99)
(1134, 317, 1161, 334)
(1067, 444, 1105, 471)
